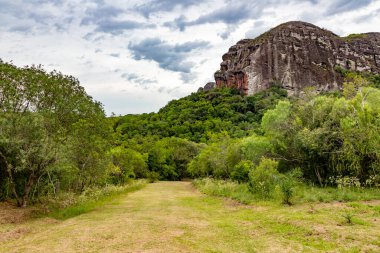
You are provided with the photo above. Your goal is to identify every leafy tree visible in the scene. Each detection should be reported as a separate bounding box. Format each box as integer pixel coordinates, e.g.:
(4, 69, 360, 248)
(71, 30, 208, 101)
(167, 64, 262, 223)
(145, 137, 201, 180)
(0, 113, 58, 207)
(0, 61, 109, 206)
(108, 147, 148, 184)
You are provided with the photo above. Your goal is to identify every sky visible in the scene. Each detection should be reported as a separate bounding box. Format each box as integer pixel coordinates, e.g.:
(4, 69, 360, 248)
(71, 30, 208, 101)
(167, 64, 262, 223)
(1, 0, 379, 115)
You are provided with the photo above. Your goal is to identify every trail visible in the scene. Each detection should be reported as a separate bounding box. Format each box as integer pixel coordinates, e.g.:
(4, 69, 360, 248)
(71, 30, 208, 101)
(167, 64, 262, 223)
(2, 182, 379, 253)
(0, 182, 258, 253)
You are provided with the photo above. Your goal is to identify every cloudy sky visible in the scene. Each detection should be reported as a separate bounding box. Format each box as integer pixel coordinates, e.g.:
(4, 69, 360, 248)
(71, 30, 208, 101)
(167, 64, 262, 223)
(1, 0, 379, 115)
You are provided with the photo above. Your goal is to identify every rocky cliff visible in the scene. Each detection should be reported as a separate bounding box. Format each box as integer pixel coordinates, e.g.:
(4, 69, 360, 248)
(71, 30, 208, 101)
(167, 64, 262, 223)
(214, 21, 380, 95)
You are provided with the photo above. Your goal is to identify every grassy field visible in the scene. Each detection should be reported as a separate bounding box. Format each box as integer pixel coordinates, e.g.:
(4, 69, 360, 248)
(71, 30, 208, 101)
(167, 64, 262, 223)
(193, 178, 380, 204)
(1, 181, 379, 252)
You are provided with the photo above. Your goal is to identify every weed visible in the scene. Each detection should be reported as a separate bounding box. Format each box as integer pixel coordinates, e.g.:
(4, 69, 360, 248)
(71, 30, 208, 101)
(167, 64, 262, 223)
(342, 211, 354, 225)
(46, 180, 147, 220)
(280, 179, 294, 205)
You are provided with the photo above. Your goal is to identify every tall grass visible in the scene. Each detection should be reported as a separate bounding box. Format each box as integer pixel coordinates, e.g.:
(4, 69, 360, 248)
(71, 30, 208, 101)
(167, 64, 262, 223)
(41, 180, 147, 220)
(193, 178, 380, 205)
(193, 178, 256, 204)
(295, 184, 380, 203)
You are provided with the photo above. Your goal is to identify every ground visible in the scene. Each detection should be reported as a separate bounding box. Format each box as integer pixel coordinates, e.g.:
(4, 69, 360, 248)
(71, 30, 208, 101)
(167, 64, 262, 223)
(0, 182, 379, 252)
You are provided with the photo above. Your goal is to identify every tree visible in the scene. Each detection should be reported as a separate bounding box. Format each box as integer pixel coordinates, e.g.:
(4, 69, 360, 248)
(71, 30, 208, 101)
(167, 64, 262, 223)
(108, 147, 148, 184)
(0, 60, 109, 206)
(0, 113, 59, 207)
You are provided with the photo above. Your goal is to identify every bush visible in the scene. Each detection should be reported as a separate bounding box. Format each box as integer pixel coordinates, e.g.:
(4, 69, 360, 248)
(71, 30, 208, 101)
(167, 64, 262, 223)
(193, 178, 255, 204)
(231, 160, 254, 183)
(278, 168, 303, 205)
(248, 158, 279, 199)
(279, 176, 294, 205)
(146, 171, 160, 183)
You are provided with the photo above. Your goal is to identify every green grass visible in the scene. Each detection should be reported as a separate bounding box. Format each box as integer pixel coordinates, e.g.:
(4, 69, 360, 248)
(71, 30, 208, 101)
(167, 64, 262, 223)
(296, 184, 380, 203)
(343, 33, 368, 41)
(46, 180, 147, 220)
(193, 178, 257, 204)
(1, 181, 380, 252)
(194, 178, 380, 205)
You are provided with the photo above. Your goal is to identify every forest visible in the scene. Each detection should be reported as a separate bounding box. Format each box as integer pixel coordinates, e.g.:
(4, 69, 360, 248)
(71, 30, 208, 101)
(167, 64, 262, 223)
(0, 60, 380, 208)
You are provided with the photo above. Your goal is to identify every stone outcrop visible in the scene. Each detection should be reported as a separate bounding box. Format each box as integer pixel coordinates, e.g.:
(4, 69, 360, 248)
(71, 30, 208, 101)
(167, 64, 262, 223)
(198, 82, 216, 92)
(214, 21, 380, 95)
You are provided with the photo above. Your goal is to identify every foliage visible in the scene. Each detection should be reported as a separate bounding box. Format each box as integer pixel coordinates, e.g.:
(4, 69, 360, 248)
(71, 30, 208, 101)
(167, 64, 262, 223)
(248, 158, 280, 199)
(187, 136, 241, 179)
(231, 160, 254, 183)
(0, 61, 110, 207)
(240, 135, 273, 164)
(114, 86, 287, 143)
(257, 76, 380, 185)
(45, 180, 147, 220)
(342, 212, 354, 225)
(194, 178, 380, 205)
(193, 178, 256, 204)
(146, 137, 201, 180)
(108, 147, 148, 184)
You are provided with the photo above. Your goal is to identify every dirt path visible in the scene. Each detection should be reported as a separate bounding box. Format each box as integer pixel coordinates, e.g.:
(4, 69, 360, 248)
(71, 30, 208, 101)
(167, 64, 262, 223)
(0, 182, 258, 252)
(1, 182, 379, 253)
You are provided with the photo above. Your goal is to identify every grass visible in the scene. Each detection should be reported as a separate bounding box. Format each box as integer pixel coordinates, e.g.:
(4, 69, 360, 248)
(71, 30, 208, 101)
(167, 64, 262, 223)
(1, 181, 380, 252)
(342, 33, 368, 41)
(44, 180, 147, 220)
(296, 184, 380, 203)
(193, 178, 256, 204)
(194, 178, 380, 204)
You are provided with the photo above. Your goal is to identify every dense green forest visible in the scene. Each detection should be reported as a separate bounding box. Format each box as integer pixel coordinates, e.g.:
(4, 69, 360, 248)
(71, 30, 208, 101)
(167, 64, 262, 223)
(1, 60, 379, 207)
(113, 72, 380, 188)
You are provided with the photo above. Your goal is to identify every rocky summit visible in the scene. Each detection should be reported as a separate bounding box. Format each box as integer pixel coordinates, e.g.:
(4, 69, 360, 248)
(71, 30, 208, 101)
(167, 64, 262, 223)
(214, 21, 380, 95)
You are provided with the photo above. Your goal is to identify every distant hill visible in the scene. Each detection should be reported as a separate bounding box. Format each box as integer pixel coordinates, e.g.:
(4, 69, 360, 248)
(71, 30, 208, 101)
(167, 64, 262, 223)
(114, 87, 287, 143)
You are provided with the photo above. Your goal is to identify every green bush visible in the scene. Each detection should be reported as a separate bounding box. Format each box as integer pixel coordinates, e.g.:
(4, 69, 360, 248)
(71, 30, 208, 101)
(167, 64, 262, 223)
(146, 171, 160, 183)
(279, 176, 294, 205)
(248, 158, 279, 199)
(231, 160, 254, 183)
(278, 168, 303, 205)
(193, 178, 256, 204)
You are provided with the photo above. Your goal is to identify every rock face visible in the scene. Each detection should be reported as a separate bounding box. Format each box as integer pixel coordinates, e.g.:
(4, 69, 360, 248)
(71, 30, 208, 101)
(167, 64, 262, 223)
(214, 21, 380, 95)
(198, 82, 216, 92)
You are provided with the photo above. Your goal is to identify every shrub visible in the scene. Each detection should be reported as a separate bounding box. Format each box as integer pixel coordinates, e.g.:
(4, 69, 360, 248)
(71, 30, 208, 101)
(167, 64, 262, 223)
(193, 178, 255, 204)
(278, 168, 303, 205)
(146, 171, 160, 183)
(279, 176, 294, 205)
(342, 211, 354, 225)
(248, 158, 279, 199)
(231, 160, 254, 183)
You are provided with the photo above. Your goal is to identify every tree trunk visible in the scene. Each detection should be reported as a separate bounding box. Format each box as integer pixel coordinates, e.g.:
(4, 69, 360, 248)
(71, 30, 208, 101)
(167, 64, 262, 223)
(21, 173, 35, 208)
(315, 167, 323, 187)
(7, 166, 23, 207)
(0, 152, 23, 206)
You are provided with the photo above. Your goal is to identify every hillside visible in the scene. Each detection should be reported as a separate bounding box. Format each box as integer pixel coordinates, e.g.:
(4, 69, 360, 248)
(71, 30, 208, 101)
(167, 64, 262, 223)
(114, 86, 287, 143)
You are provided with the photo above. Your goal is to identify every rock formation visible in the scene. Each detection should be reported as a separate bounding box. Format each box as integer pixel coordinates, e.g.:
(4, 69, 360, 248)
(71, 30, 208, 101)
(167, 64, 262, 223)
(214, 21, 380, 95)
(198, 82, 216, 92)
